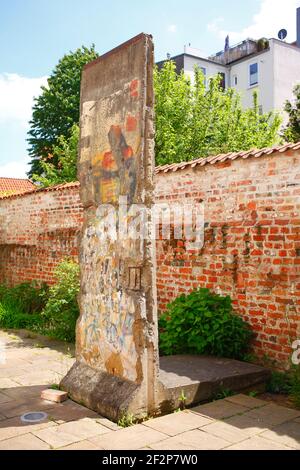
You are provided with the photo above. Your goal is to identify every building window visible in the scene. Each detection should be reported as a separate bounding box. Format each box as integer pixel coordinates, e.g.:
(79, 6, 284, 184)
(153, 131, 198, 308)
(219, 72, 226, 90)
(249, 63, 258, 86)
(232, 75, 238, 86)
(197, 66, 206, 86)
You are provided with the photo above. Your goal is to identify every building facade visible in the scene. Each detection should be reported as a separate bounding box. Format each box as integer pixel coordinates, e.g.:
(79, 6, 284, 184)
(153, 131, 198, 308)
(157, 8, 300, 120)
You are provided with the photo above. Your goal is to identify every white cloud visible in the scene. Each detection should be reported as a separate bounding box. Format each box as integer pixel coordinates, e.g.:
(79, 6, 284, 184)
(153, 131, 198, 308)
(208, 0, 300, 43)
(0, 160, 29, 178)
(0, 73, 48, 178)
(167, 24, 177, 33)
(207, 17, 225, 34)
(0, 73, 48, 126)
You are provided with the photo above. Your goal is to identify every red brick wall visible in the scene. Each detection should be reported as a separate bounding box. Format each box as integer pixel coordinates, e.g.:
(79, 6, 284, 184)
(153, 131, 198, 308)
(0, 150, 299, 367)
(155, 150, 300, 367)
(0, 185, 83, 285)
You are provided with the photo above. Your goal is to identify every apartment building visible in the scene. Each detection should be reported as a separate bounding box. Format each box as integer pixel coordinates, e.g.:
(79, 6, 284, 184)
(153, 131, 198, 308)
(157, 8, 300, 119)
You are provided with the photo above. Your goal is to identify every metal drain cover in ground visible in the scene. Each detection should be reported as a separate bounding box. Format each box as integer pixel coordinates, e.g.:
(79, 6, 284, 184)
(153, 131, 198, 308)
(21, 412, 48, 423)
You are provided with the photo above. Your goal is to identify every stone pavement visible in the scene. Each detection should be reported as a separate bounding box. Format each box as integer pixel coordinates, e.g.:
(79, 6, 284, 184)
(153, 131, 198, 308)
(0, 329, 300, 450)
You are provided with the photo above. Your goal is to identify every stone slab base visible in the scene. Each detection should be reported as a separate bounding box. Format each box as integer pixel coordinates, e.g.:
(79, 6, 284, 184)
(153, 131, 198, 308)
(60, 361, 147, 422)
(159, 355, 271, 412)
(61, 356, 270, 421)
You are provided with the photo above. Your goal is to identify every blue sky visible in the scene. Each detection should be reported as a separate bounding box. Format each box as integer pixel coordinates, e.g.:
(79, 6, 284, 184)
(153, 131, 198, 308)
(0, 0, 299, 178)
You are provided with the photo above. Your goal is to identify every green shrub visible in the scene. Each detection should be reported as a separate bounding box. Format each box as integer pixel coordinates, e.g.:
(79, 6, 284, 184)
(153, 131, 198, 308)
(159, 288, 252, 359)
(0, 282, 48, 330)
(0, 281, 48, 315)
(41, 259, 80, 342)
(290, 368, 300, 409)
(266, 368, 300, 409)
(0, 306, 43, 330)
(266, 371, 292, 394)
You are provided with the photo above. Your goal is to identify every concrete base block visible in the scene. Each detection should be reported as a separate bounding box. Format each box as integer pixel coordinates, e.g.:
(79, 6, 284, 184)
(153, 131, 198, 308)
(60, 361, 147, 422)
(61, 356, 271, 422)
(159, 355, 271, 411)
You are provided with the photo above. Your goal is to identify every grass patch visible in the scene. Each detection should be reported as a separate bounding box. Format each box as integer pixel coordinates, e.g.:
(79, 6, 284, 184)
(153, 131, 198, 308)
(0, 282, 48, 331)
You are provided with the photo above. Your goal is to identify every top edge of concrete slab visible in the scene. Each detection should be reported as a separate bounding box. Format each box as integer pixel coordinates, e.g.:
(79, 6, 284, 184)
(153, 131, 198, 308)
(159, 355, 270, 388)
(84, 33, 153, 71)
(159, 355, 270, 410)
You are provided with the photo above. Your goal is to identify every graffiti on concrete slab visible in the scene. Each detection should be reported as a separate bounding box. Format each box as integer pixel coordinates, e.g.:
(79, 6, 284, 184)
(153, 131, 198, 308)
(92, 123, 137, 205)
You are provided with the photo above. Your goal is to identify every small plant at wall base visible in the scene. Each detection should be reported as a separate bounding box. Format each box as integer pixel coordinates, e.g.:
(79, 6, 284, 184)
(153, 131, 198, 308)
(266, 367, 300, 409)
(159, 288, 252, 360)
(290, 368, 300, 409)
(117, 413, 136, 428)
(213, 387, 234, 401)
(266, 371, 292, 394)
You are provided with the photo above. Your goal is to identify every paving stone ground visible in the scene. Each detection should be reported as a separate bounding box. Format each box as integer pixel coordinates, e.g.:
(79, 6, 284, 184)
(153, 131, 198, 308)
(0, 329, 300, 450)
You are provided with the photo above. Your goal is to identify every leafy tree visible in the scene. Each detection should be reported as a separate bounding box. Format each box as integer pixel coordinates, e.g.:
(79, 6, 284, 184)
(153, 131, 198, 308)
(32, 124, 79, 187)
(27, 45, 98, 177)
(283, 84, 300, 143)
(154, 61, 282, 165)
(32, 58, 282, 187)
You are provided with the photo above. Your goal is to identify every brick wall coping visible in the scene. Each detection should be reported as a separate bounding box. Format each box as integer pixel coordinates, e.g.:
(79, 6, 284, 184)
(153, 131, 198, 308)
(155, 142, 300, 174)
(1, 141, 300, 202)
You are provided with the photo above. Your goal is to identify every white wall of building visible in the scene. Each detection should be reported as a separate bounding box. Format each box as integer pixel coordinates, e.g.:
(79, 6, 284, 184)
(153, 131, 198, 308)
(183, 55, 228, 86)
(273, 39, 300, 122)
(229, 46, 274, 114)
(181, 40, 300, 124)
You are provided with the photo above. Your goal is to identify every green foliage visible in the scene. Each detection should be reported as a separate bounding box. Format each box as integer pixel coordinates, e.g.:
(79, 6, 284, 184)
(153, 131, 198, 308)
(290, 368, 300, 409)
(41, 260, 80, 342)
(283, 84, 300, 143)
(117, 413, 135, 428)
(32, 124, 79, 187)
(0, 307, 43, 330)
(266, 368, 300, 409)
(266, 371, 292, 394)
(0, 262, 79, 342)
(50, 384, 60, 390)
(28, 45, 98, 177)
(178, 390, 187, 410)
(257, 38, 269, 51)
(213, 388, 234, 401)
(159, 288, 252, 359)
(0, 282, 48, 330)
(29, 54, 282, 186)
(154, 61, 282, 166)
(0, 282, 48, 314)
